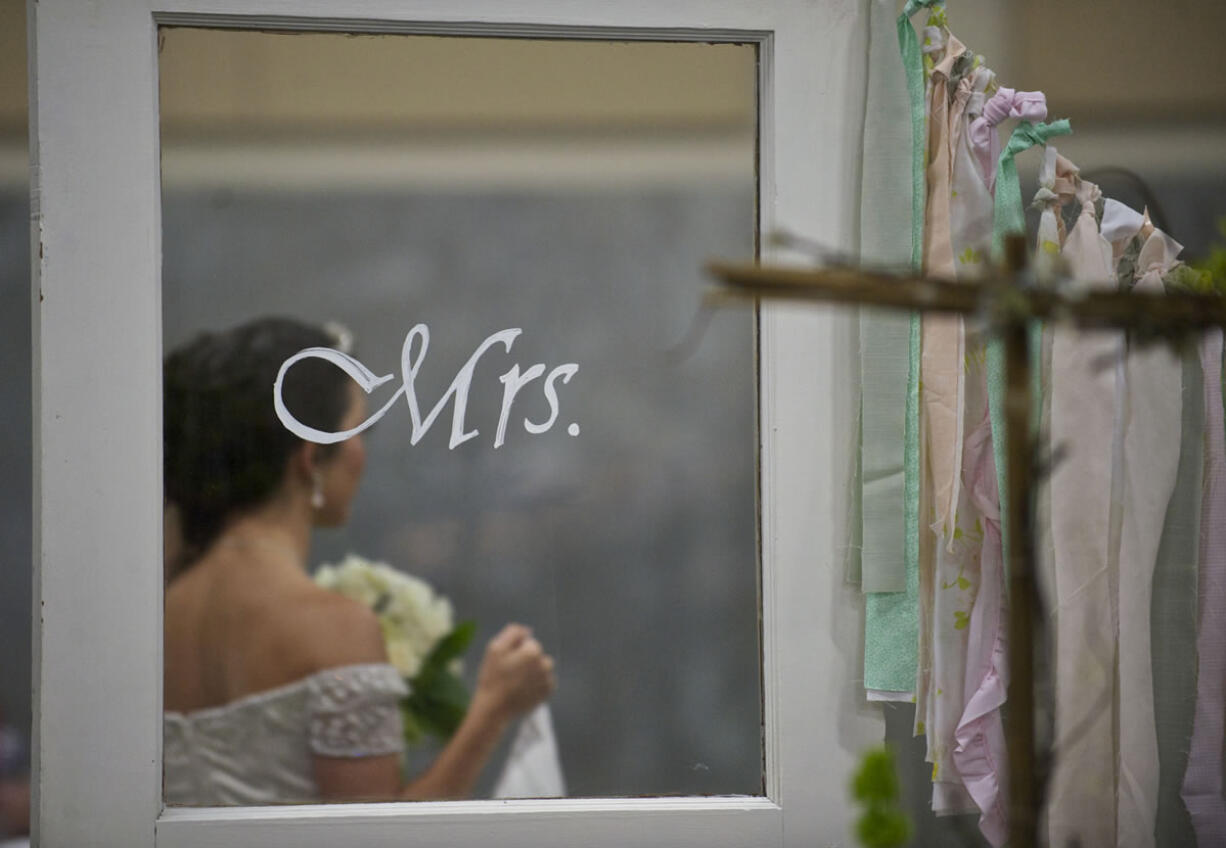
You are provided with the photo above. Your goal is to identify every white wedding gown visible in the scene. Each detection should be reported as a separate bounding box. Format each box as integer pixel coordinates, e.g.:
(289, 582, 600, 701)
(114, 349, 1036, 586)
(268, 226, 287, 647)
(163, 663, 407, 805)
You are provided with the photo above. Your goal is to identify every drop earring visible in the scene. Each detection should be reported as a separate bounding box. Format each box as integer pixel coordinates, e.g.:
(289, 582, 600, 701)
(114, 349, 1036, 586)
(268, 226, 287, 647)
(311, 469, 325, 510)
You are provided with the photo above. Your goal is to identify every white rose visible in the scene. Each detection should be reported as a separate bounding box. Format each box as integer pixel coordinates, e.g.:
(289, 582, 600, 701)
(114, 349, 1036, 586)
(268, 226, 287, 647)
(386, 637, 423, 679)
(315, 553, 459, 683)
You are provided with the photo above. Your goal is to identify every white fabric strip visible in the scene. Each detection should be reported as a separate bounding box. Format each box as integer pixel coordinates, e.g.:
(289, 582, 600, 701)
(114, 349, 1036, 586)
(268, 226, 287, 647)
(1115, 228, 1184, 848)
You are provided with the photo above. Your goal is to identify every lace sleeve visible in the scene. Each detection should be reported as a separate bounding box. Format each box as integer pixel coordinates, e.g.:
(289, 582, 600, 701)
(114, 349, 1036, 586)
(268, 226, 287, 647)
(306, 663, 409, 758)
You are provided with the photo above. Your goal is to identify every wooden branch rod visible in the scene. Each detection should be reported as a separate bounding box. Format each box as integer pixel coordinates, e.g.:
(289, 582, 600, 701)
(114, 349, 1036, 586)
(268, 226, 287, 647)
(705, 261, 1226, 333)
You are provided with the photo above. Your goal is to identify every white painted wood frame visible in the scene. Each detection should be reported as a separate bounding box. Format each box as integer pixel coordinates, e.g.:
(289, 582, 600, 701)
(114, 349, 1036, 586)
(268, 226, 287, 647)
(28, 0, 881, 846)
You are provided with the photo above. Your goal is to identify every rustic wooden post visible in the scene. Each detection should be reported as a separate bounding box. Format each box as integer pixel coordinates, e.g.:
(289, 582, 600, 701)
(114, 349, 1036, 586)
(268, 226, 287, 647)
(1001, 234, 1037, 848)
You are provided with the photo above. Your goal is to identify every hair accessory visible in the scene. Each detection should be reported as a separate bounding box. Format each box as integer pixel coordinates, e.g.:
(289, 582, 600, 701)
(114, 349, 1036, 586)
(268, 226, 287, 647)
(311, 469, 325, 510)
(323, 320, 354, 354)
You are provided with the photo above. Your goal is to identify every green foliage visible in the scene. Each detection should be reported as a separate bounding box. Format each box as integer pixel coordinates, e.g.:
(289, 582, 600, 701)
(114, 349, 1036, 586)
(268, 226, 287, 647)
(851, 748, 899, 802)
(1198, 218, 1226, 294)
(1169, 218, 1226, 295)
(850, 747, 911, 848)
(857, 807, 912, 848)
(1165, 263, 1212, 294)
(402, 620, 477, 743)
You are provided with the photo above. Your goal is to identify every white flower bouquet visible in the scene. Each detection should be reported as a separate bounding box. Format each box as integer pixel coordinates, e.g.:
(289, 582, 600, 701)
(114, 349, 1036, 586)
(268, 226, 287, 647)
(315, 553, 476, 745)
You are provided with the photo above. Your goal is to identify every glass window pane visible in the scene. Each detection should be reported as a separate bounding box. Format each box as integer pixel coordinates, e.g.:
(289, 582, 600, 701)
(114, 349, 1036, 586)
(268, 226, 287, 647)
(159, 29, 759, 804)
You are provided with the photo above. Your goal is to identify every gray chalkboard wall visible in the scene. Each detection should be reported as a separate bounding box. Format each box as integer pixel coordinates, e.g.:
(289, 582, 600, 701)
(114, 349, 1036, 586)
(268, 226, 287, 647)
(160, 186, 761, 798)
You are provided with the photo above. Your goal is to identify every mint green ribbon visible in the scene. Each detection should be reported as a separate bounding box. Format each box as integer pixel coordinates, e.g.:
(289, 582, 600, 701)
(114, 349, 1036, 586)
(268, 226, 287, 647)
(992, 120, 1072, 256)
(987, 119, 1072, 570)
(897, 0, 940, 272)
(861, 0, 941, 694)
(899, 0, 942, 603)
(899, 0, 942, 584)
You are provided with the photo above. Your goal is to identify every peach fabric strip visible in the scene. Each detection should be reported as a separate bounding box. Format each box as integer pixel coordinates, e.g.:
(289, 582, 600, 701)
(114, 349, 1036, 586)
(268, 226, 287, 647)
(1046, 177, 1120, 848)
(928, 58, 990, 820)
(917, 29, 961, 754)
(913, 22, 964, 750)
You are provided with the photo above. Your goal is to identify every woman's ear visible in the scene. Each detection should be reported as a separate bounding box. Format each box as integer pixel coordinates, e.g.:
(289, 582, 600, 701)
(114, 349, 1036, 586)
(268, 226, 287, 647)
(289, 440, 321, 486)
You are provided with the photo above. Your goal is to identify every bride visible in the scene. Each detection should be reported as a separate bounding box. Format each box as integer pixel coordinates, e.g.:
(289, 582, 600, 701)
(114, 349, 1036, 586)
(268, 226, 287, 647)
(162, 317, 555, 805)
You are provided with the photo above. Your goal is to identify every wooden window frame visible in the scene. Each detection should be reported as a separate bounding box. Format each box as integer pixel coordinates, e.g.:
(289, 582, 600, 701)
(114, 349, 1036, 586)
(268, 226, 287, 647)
(28, 0, 879, 845)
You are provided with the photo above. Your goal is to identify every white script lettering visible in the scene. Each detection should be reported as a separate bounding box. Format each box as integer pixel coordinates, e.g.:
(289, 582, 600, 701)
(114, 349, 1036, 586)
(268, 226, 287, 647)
(273, 324, 580, 450)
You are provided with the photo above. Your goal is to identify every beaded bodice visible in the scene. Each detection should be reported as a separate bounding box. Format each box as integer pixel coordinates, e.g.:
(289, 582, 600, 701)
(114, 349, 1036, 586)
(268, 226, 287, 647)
(163, 663, 407, 805)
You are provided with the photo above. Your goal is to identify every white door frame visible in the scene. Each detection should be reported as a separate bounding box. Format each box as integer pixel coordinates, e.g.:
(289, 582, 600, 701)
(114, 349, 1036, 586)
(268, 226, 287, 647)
(28, 1, 880, 845)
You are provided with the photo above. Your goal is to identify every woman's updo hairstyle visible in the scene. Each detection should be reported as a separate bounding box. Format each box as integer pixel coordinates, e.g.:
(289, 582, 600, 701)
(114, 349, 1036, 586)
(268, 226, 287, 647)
(164, 317, 354, 564)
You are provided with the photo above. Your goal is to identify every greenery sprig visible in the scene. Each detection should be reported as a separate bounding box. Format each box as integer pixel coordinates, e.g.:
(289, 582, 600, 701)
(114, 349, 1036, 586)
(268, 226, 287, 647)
(401, 620, 477, 744)
(1167, 218, 1226, 296)
(850, 746, 911, 848)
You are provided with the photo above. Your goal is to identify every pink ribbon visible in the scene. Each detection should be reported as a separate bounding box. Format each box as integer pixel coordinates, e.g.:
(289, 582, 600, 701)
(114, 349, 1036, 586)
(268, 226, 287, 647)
(968, 87, 1047, 192)
(952, 408, 1009, 847)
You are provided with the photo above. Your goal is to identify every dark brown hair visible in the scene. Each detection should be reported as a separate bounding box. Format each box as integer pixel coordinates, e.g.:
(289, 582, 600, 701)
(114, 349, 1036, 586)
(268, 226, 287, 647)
(163, 317, 352, 565)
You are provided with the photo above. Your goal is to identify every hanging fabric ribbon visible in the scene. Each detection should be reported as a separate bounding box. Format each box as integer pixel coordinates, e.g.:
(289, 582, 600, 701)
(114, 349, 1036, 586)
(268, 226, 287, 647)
(921, 30, 978, 814)
(857, 0, 916, 598)
(987, 118, 1071, 569)
(1045, 179, 1120, 848)
(897, 0, 943, 273)
(944, 63, 1013, 848)
(1030, 145, 1075, 609)
(1115, 226, 1184, 848)
(921, 30, 967, 551)
(993, 120, 1073, 255)
(913, 14, 961, 762)
(1182, 328, 1226, 845)
(1149, 323, 1203, 848)
(898, 0, 943, 599)
(968, 88, 1047, 194)
(862, 0, 946, 697)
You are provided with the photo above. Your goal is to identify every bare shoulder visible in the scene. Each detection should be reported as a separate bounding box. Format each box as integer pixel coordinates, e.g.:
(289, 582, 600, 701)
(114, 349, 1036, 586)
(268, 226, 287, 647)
(281, 584, 389, 673)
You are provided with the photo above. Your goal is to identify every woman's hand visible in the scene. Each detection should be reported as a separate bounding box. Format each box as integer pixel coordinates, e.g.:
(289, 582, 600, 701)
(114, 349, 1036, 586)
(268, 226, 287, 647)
(471, 623, 555, 724)
(395, 623, 555, 800)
